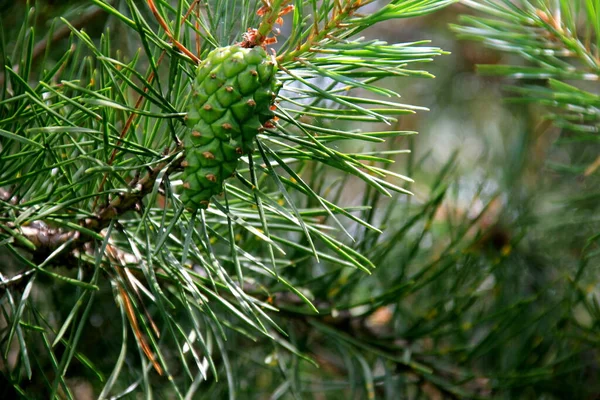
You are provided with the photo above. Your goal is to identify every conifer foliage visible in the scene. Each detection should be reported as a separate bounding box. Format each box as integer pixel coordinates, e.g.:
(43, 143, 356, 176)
(0, 0, 598, 399)
(453, 0, 600, 136)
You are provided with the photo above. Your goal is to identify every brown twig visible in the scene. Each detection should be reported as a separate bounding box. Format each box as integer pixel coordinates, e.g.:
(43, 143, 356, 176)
(276, 0, 362, 63)
(92, 51, 167, 211)
(179, 0, 203, 56)
(119, 284, 164, 375)
(86, 149, 183, 233)
(1, 147, 184, 277)
(146, 0, 201, 64)
(195, 0, 202, 56)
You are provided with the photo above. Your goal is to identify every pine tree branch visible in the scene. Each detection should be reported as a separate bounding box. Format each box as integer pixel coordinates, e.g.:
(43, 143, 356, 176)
(0, 1, 475, 397)
(1, 146, 184, 268)
(452, 0, 600, 139)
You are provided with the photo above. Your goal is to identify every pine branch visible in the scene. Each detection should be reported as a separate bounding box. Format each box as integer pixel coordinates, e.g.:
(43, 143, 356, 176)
(0, 146, 183, 267)
(452, 0, 600, 136)
(0, 1, 474, 397)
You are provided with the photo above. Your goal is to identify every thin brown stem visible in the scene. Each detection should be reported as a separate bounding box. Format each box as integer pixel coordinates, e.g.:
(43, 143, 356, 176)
(147, 0, 201, 64)
(119, 284, 164, 375)
(277, 0, 362, 63)
(195, 0, 201, 57)
(179, 0, 202, 57)
(92, 51, 166, 211)
(2, 147, 183, 275)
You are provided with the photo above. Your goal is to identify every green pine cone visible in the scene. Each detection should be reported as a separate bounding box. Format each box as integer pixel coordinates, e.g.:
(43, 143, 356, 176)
(180, 45, 280, 209)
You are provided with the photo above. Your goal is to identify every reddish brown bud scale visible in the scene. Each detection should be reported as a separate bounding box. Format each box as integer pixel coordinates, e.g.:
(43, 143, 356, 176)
(206, 174, 217, 183)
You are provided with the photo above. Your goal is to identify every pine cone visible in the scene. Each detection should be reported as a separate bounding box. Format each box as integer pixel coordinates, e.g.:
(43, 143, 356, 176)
(181, 45, 279, 209)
